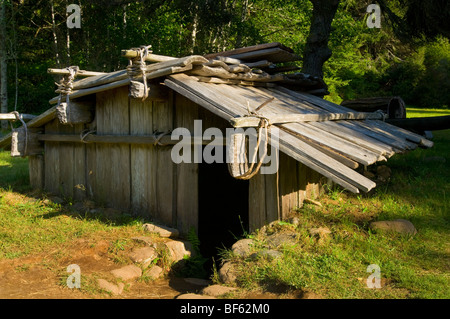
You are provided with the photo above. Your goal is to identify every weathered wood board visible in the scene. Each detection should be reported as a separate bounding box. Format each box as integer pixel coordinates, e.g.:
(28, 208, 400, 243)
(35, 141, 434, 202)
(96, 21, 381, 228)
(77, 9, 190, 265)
(95, 86, 130, 210)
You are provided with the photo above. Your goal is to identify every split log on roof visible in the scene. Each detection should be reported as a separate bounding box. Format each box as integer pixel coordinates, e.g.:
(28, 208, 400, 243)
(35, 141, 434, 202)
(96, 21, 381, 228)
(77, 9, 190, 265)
(186, 64, 284, 82)
(48, 68, 107, 77)
(121, 50, 177, 62)
(0, 113, 36, 121)
(48, 56, 209, 104)
(68, 55, 207, 91)
(227, 47, 301, 63)
(230, 111, 386, 127)
(204, 42, 295, 59)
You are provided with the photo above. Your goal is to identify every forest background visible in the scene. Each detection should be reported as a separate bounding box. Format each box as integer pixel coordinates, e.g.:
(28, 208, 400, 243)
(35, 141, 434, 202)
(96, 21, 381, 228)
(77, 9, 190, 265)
(0, 0, 448, 122)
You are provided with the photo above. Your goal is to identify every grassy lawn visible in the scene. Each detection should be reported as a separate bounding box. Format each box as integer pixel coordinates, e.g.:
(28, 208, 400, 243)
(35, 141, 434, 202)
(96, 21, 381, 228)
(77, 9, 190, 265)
(0, 108, 448, 299)
(220, 109, 450, 299)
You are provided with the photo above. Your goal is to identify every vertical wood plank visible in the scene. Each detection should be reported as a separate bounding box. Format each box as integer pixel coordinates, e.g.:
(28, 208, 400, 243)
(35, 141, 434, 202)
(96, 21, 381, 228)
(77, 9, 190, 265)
(174, 94, 199, 235)
(297, 161, 308, 207)
(44, 119, 60, 194)
(152, 98, 174, 225)
(29, 155, 44, 189)
(95, 86, 130, 210)
(249, 171, 265, 232)
(264, 168, 279, 224)
(130, 97, 153, 217)
(58, 123, 74, 199)
(72, 123, 87, 201)
(278, 151, 299, 220)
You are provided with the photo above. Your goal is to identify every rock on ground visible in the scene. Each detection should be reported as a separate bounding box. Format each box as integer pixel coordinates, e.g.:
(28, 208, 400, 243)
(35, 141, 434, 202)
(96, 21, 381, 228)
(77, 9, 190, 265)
(201, 285, 237, 297)
(164, 240, 191, 262)
(110, 265, 142, 281)
(369, 219, 417, 235)
(97, 279, 125, 295)
(128, 246, 157, 266)
(145, 265, 163, 280)
(176, 293, 216, 299)
(143, 223, 179, 238)
(231, 239, 254, 257)
(265, 231, 298, 248)
(219, 262, 238, 285)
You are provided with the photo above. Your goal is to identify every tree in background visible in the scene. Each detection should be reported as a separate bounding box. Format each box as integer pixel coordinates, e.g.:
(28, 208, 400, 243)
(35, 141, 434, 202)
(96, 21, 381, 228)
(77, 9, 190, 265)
(301, 0, 340, 79)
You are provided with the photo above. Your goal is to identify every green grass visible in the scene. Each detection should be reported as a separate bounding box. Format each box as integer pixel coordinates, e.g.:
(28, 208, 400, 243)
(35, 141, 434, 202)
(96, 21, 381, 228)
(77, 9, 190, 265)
(406, 107, 450, 118)
(221, 108, 450, 299)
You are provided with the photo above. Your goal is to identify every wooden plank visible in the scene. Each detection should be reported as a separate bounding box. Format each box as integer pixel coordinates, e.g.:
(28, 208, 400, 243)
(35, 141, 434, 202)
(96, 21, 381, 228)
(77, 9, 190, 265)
(310, 121, 396, 157)
(48, 68, 106, 77)
(0, 113, 36, 120)
(121, 50, 177, 62)
(228, 47, 300, 63)
(28, 155, 44, 189)
(130, 96, 153, 217)
(249, 171, 266, 232)
(278, 151, 299, 220)
(264, 167, 279, 224)
(230, 111, 384, 127)
(187, 64, 283, 82)
(95, 86, 130, 210)
(152, 98, 174, 226)
(217, 85, 382, 166)
(174, 94, 199, 234)
(44, 119, 60, 195)
(204, 42, 295, 59)
(368, 120, 433, 148)
(72, 123, 86, 201)
(57, 123, 75, 199)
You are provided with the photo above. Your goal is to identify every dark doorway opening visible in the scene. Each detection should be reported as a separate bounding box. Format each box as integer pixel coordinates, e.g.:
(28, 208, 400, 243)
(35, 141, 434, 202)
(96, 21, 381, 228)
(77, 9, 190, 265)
(198, 156, 249, 273)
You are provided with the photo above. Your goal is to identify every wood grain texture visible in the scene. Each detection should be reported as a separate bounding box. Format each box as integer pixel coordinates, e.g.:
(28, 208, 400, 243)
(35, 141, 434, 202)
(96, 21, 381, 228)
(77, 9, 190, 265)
(95, 86, 130, 210)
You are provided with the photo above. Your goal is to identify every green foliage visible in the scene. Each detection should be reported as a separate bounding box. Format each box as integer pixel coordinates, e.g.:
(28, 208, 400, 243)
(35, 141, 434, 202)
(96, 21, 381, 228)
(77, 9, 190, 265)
(177, 227, 209, 279)
(0, 0, 448, 118)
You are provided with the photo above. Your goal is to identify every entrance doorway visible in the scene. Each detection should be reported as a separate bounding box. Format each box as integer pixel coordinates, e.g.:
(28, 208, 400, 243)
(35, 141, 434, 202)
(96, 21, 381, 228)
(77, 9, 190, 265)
(198, 159, 249, 263)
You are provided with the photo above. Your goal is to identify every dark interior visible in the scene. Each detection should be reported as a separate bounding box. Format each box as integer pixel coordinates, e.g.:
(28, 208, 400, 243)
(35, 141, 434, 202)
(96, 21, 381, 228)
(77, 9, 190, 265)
(198, 147, 249, 269)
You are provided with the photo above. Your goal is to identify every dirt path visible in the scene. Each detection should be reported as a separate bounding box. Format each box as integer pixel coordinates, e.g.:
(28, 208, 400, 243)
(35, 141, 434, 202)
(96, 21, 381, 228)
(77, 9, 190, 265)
(0, 239, 205, 299)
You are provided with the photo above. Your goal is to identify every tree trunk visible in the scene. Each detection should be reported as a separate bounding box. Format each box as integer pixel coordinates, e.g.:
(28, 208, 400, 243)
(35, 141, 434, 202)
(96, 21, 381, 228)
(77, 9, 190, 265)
(0, 0, 8, 130)
(50, 0, 61, 67)
(302, 0, 340, 79)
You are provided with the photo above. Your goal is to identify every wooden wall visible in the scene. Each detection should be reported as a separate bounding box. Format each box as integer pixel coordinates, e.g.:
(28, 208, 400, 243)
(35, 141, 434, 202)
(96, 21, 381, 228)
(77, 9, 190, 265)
(39, 85, 325, 235)
(248, 151, 324, 232)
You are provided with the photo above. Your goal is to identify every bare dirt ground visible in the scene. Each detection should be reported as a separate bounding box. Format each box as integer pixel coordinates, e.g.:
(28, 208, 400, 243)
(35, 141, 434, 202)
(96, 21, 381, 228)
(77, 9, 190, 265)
(0, 238, 195, 299)
(0, 237, 297, 299)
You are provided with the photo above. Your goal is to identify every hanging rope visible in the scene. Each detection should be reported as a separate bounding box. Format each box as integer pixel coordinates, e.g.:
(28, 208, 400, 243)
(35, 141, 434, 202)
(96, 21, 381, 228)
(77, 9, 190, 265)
(153, 131, 171, 146)
(10, 111, 28, 156)
(80, 129, 96, 143)
(229, 116, 271, 180)
(126, 45, 152, 101)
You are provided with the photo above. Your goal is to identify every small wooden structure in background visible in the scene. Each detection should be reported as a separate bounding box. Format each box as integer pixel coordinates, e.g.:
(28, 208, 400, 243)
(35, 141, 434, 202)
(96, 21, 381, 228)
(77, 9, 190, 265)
(0, 43, 433, 236)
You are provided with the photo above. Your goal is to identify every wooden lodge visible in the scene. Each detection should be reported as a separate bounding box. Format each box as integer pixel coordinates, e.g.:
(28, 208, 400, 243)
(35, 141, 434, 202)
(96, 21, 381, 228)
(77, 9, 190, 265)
(0, 43, 433, 238)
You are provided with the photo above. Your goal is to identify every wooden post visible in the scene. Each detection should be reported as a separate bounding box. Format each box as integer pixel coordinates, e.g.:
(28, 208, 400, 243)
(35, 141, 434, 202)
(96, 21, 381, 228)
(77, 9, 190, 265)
(10, 127, 43, 157)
